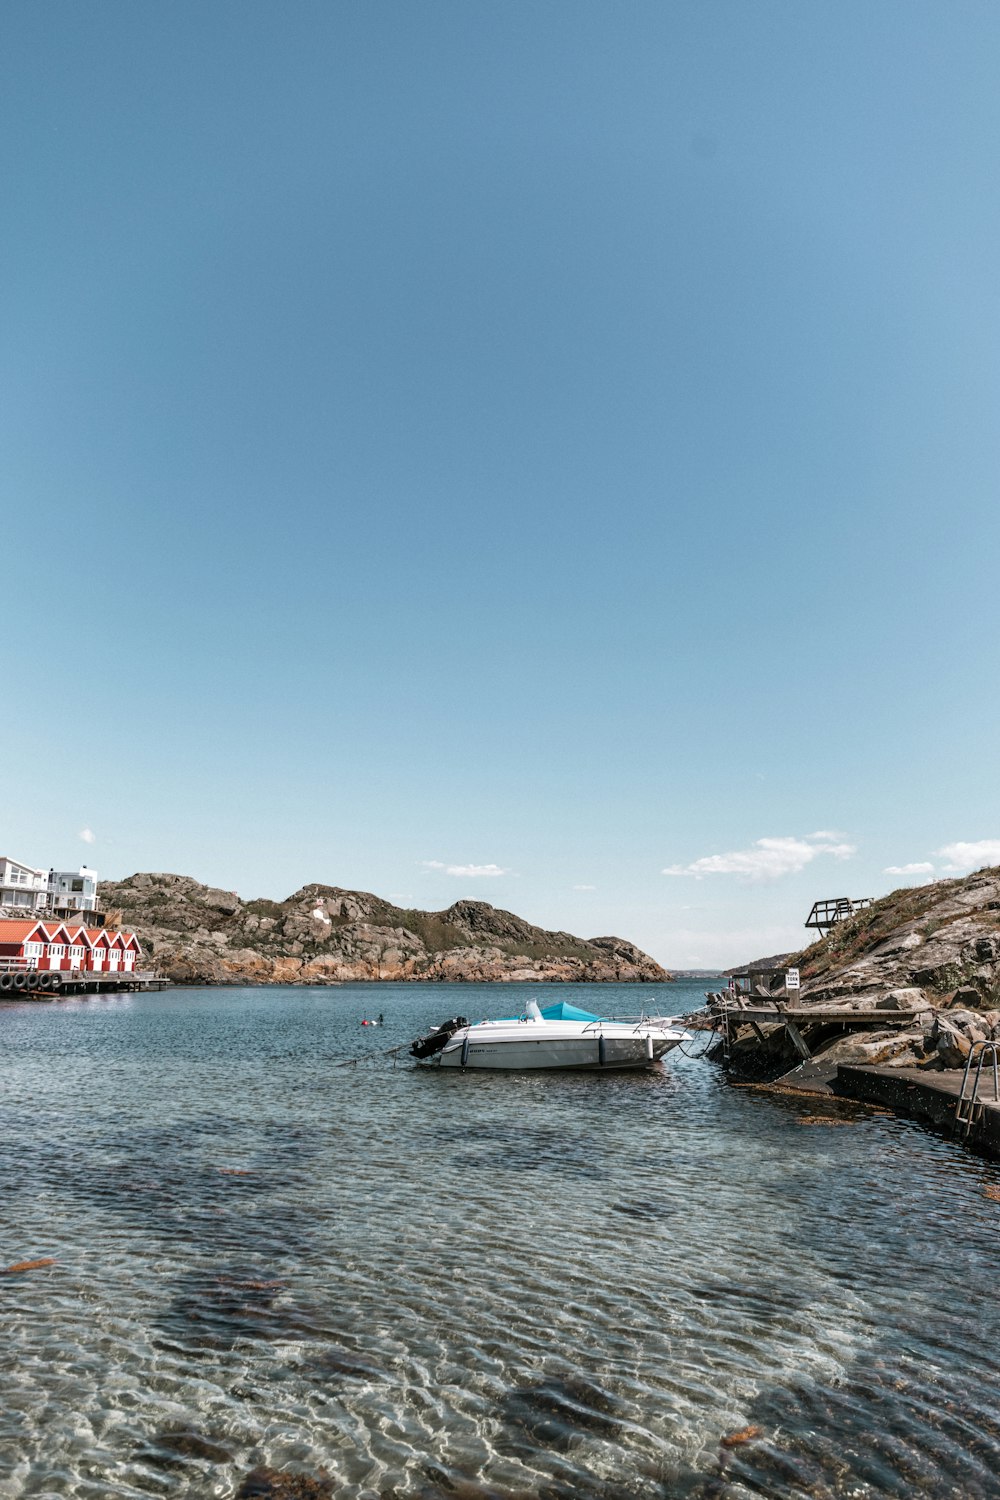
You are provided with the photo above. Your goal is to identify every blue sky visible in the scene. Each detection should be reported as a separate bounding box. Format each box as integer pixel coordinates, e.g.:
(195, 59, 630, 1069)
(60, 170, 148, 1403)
(3, 1, 999, 967)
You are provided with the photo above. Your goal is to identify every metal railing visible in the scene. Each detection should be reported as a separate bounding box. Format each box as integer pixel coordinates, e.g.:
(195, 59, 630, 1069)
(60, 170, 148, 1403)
(805, 897, 873, 936)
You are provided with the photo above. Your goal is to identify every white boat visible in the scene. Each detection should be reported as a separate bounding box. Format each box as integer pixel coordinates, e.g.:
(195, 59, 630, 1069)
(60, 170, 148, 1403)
(409, 998, 690, 1071)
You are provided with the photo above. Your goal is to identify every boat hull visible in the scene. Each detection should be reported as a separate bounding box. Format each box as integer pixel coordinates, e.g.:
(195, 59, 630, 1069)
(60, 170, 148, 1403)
(432, 1024, 685, 1071)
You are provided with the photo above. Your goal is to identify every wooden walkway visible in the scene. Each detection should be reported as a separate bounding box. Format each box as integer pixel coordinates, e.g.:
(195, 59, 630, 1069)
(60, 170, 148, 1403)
(0, 972, 169, 1000)
(721, 1004, 913, 1024)
(707, 992, 923, 1061)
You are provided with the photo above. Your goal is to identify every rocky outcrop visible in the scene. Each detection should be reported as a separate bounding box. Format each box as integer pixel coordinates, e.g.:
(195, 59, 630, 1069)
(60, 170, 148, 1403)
(724, 951, 794, 976)
(102, 874, 670, 986)
(719, 866, 1000, 1079)
(793, 866, 1000, 1010)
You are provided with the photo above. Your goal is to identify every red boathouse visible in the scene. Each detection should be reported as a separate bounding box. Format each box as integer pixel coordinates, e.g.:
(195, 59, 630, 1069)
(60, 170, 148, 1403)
(0, 917, 142, 975)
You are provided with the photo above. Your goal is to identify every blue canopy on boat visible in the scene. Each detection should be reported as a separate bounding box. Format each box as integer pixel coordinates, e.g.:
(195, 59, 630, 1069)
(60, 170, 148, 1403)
(538, 1001, 601, 1022)
(478, 1000, 603, 1024)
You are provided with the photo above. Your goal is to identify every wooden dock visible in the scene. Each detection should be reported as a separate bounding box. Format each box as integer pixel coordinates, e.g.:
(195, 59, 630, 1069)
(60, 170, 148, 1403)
(718, 1004, 914, 1024)
(706, 992, 923, 1061)
(0, 971, 170, 1000)
(707, 992, 1000, 1158)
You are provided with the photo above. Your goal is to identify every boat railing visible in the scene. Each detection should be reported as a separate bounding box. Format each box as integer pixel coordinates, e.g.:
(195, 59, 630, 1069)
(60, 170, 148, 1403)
(581, 1013, 680, 1032)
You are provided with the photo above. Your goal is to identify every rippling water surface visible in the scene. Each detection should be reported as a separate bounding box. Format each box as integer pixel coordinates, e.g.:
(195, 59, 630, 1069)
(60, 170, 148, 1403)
(2, 980, 1000, 1499)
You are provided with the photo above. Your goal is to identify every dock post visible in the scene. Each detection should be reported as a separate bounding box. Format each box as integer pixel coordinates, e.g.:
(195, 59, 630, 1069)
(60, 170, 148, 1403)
(783, 1018, 812, 1061)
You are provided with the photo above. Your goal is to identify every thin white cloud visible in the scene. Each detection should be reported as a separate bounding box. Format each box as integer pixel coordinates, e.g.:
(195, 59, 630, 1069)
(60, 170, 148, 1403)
(662, 832, 856, 883)
(883, 862, 935, 876)
(573, 884, 596, 891)
(422, 860, 508, 878)
(78, 827, 96, 845)
(936, 840, 1000, 873)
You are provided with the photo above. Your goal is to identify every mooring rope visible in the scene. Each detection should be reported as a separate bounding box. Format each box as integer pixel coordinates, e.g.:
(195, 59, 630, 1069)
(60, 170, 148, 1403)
(329, 1042, 407, 1069)
(674, 1018, 723, 1060)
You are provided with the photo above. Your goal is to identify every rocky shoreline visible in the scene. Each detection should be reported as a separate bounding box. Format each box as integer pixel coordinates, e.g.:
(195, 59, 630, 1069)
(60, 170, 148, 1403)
(99, 873, 670, 987)
(713, 865, 1000, 1082)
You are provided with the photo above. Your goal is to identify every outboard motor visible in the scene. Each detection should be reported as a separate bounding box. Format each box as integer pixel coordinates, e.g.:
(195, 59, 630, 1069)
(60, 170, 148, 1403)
(410, 1016, 468, 1060)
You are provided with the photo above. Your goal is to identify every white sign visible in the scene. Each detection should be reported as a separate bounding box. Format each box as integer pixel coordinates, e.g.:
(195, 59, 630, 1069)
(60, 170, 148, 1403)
(786, 967, 800, 991)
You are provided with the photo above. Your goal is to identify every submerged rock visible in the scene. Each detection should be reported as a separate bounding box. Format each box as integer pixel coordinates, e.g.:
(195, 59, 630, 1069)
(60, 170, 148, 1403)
(302, 1342, 385, 1382)
(500, 1375, 625, 1453)
(137, 1427, 233, 1468)
(610, 1197, 673, 1221)
(158, 1267, 329, 1349)
(412, 1473, 544, 1500)
(719, 1424, 762, 1448)
(238, 1468, 334, 1499)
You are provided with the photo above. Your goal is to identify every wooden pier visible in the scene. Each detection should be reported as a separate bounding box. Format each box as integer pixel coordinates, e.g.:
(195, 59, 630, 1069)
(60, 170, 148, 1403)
(709, 988, 1000, 1159)
(706, 991, 921, 1061)
(0, 970, 169, 1000)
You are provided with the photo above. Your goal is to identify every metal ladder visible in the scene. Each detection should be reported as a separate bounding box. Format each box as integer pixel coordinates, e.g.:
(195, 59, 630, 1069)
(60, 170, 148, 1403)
(955, 1040, 1000, 1137)
(717, 996, 732, 1069)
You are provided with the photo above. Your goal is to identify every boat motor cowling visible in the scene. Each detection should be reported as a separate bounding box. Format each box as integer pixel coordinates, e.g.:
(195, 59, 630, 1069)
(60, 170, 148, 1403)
(410, 1016, 469, 1059)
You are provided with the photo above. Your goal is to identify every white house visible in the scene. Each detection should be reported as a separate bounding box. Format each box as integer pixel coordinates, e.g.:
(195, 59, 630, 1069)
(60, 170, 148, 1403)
(0, 857, 49, 912)
(48, 867, 99, 913)
(1, 857, 101, 916)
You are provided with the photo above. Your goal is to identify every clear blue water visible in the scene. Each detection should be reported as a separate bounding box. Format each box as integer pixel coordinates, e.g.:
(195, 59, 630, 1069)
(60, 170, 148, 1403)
(2, 980, 1000, 1499)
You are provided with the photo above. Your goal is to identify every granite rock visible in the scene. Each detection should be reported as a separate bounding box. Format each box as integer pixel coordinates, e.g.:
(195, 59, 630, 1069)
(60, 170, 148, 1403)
(98, 874, 670, 987)
(883, 988, 931, 1011)
(777, 867, 1000, 1014)
(723, 870, 1000, 1080)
